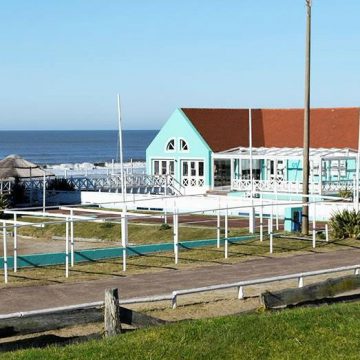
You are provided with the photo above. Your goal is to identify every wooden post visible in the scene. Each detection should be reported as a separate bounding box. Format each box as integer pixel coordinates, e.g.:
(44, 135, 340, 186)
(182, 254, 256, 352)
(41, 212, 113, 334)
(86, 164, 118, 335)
(104, 288, 122, 336)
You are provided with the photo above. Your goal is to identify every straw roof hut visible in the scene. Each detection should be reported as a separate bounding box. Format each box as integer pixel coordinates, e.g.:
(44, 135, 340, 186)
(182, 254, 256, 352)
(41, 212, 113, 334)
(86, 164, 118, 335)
(0, 154, 48, 180)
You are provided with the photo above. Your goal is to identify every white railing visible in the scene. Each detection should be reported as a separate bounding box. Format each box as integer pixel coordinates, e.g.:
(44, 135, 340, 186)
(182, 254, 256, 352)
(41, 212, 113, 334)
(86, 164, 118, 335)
(1, 264, 359, 319)
(170, 263, 360, 308)
(231, 179, 355, 194)
(20, 174, 185, 195)
(0, 181, 12, 194)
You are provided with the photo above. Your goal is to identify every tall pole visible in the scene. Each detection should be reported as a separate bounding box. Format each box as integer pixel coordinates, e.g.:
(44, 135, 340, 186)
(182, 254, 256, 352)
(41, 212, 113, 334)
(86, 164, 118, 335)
(302, 0, 312, 235)
(356, 109, 360, 212)
(117, 94, 126, 203)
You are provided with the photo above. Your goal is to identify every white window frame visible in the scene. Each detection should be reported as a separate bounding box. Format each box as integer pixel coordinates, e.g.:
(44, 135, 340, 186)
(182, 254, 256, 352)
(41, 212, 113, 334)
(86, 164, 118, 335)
(165, 138, 176, 152)
(179, 138, 189, 152)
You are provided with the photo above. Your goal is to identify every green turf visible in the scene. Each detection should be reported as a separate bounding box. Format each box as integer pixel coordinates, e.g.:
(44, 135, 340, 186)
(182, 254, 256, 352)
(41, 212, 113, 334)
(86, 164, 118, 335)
(17, 216, 247, 244)
(3, 301, 360, 359)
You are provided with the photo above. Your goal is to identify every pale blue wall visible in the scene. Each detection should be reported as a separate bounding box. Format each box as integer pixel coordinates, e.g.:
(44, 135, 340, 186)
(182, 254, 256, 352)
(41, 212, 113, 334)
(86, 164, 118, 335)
(146, 109, 213, 186)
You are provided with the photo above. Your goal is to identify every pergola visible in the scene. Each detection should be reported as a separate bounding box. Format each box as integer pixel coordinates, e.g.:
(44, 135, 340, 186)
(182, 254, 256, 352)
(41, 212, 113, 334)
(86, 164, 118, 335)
(212, 147, 358, 194)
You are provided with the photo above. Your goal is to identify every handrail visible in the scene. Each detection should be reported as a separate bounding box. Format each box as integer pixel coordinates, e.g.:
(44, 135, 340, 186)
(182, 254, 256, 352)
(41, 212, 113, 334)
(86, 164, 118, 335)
(170, 264, 360, 308)
(1, 264, 359, 319)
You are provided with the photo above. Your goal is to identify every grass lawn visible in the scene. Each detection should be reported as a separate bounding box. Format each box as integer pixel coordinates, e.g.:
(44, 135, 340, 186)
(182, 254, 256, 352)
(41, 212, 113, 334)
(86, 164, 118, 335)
(17, 216, 245, 244)
(3, 301, 360, 359)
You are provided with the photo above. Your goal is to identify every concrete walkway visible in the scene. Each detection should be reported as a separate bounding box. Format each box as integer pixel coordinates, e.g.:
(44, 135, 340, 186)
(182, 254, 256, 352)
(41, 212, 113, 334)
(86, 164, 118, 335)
(1, 249, 360, 314)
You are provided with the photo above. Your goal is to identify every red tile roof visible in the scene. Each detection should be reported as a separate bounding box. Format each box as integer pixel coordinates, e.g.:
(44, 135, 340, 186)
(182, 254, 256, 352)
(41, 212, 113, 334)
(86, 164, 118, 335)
(181, 107, 360, 152)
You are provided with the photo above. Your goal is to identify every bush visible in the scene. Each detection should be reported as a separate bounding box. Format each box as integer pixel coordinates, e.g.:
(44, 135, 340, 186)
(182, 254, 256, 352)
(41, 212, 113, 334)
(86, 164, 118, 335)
(159, 223, 171, 231)
(0, 194, 9, 216)
(47, 178, 75, 191)
(338, 188, 353, 200)
(329, 209, 360, 239)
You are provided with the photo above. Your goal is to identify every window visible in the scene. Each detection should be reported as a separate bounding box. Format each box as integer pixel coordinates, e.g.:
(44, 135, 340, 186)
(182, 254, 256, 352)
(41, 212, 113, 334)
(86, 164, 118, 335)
(198, 162, 204, 177)
(179, 139, 189, 151)
(182, 162, 188, 176)
(154, 161, 159, 175)
(166, 139, 175, 151)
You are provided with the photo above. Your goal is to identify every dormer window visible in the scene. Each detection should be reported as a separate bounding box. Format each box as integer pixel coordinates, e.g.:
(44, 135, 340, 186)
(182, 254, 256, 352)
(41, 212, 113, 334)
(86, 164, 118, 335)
(180, 139, 189, 151)
(166, 139, 175, 151)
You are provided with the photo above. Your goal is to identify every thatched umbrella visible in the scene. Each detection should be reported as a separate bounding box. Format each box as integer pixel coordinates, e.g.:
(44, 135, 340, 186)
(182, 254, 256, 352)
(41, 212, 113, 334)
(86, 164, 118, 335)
(0, 154, 47, 180)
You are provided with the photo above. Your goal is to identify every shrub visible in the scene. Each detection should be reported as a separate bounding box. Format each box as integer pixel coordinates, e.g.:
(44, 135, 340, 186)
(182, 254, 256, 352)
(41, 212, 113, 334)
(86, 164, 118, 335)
(159, 223, 171, 231)
(47, 178, 75, 191)
(329, 209, 360, 239)
(0, 194, 9, 216)
(338, 188, 353, 200)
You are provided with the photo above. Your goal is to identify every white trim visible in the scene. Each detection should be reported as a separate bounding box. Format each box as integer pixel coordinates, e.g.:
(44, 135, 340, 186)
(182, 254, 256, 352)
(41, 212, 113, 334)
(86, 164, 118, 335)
(179, 138, 190, 152)
(165, 138, 176, 152)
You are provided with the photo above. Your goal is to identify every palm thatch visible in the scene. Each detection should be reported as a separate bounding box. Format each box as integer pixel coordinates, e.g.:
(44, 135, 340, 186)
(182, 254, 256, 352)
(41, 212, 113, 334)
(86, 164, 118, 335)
(0, 154, 49, 180)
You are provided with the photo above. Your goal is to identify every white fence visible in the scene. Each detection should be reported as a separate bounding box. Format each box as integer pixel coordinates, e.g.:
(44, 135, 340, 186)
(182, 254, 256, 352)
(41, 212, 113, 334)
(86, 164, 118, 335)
(232, 179, 354, 194)
(1, 264, 359, 319)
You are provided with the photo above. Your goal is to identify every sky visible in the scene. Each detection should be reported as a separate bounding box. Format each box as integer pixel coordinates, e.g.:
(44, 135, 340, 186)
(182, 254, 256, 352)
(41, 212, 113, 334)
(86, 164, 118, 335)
(0, 0, 359, 130)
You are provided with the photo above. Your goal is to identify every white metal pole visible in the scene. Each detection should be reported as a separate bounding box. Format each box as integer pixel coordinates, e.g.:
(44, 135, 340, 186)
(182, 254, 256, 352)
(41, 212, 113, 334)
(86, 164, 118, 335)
(249, 108, 253, 197)
(260, 199, 263, 242)
(312, 197, 316, 249)
(270, 232, 273, 254)
(217, 207, 220, 248)
(225, 206, 228, 259)
(173, 209, 179, 264)
(13, 214, 17, 273)
(3, 221, 8, 284)
(42, 172, 46, 213)
(117, 94, 126, 204)
(275, 192, 279, 231)
(356, 110, 360, 212)
(70, 209, 74, 267)
(122, 205, 128, 271)
(325, 223, 329, 242)
(65, 217, 69, 278)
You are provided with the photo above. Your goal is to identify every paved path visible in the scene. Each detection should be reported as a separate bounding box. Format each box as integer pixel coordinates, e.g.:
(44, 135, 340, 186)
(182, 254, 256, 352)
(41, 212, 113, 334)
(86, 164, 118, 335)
(1, 249, 360, 314)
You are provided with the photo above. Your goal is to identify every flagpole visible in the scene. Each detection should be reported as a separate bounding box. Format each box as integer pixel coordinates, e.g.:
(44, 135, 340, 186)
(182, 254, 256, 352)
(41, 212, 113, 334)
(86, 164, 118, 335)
(117, 94, 126, 203)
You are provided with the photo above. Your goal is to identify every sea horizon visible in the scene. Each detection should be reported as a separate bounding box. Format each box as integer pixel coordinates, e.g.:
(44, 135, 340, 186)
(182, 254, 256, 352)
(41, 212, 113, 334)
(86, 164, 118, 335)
(0, 130, 158, 165)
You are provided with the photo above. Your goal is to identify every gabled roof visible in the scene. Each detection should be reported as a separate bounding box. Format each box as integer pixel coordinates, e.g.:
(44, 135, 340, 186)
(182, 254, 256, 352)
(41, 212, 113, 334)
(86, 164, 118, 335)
(181, 107, 360, 152)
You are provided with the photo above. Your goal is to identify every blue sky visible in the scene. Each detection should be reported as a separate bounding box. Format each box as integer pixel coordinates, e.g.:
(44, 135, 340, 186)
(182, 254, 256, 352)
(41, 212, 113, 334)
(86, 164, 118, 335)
(0, 0, 359, 130)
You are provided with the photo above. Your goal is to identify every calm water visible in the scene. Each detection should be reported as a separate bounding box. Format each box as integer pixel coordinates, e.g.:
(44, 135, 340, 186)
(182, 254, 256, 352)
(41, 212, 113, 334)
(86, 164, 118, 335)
(0, 130, 158, 165)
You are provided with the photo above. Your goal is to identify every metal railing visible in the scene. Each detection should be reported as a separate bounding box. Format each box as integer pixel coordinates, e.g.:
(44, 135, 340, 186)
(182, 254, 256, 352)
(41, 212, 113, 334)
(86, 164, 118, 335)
(2, 264, 359, 319)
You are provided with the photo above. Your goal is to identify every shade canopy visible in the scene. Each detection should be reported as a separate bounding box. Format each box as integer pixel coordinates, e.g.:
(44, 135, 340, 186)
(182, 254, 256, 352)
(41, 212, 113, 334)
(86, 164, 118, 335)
(0, 155, 49, 180)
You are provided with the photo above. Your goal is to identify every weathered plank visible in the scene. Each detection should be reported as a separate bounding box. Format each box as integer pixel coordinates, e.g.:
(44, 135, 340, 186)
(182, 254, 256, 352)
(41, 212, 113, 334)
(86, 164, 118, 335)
(261, 274, 360, 309)
(104, 288, 122, 337)
(0, 306, 166, 339)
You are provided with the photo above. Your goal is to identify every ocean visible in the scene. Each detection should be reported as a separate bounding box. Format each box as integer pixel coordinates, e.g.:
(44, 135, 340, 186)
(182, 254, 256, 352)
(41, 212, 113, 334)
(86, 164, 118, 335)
(0, 130, 158, 165)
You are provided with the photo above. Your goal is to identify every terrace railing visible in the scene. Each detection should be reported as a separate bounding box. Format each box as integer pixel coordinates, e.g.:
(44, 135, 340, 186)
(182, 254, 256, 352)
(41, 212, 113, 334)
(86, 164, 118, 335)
(231, 179, 355, 194)
(20, 174, 185, 196)
(0, 181, 12, 194)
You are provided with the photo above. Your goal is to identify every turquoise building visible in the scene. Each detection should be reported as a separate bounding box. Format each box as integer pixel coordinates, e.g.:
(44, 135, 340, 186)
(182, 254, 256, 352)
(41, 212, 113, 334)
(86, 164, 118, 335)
(146, 107, 360, 194)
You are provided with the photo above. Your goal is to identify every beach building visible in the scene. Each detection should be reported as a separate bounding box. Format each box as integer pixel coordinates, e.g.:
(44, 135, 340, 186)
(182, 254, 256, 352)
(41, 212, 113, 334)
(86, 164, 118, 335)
(146, 107, 360, 195)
